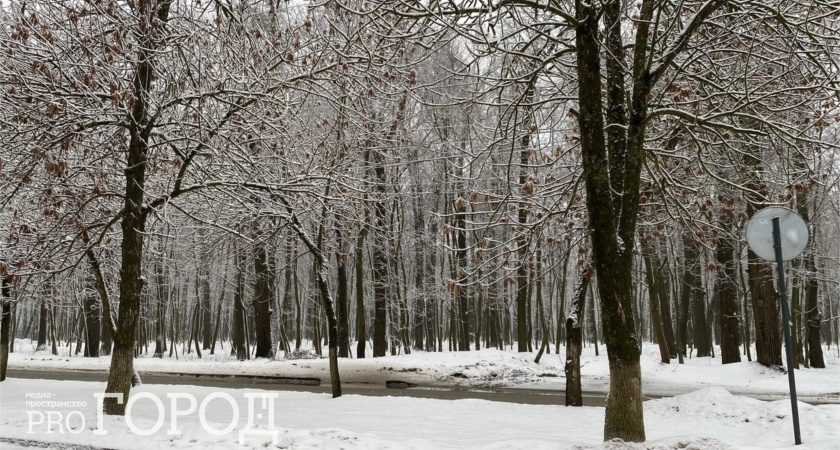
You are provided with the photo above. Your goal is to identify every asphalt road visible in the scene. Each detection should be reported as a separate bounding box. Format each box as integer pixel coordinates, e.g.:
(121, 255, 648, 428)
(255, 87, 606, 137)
(5, 368, 612, 406)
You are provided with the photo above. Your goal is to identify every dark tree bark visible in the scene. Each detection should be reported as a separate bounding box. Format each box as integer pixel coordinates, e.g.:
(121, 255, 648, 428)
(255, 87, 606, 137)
(657, 256, 678, 358)
(253, 245, 274, 359)
(83, 230, 114, 358)
(1, 274, 11, 382)
(411, 174, 426, 351)
(336, 226, 351, 358)
(678, 233, 699, 358)
(743, 153, 783, 366)
(691, 261, 712, 358)
(565, 263, 593, 406)
(746, 247, 782, 366)
(153, 255, 167, 358)
(231, 248, 248, 360)
(793, 171, 826, 368)
(280, 199, 342, 397)
(102, 0, 171, 416)
(84, 274, 101, 358)
(200, 260, 212, 350)
(453, 192, 470, 351)
(282, 238, 297, 352)
(355, 228, 367, 358)
(100, 316, 113, 356)
(36, 300, 48, 351)
(715, 202, 741, 364)
(515, 93, 533, 352)
(804, 253, 825, 368)
(210, 292, 223, 356)
(643, 242, 670, 364)
(371, 147, 390, 358)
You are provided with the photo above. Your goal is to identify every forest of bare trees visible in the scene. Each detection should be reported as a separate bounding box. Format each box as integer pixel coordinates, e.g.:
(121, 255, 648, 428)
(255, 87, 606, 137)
(1, 0, 839, 442)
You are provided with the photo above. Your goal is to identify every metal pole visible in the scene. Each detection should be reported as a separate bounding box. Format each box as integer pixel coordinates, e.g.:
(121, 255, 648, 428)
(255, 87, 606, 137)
(772, 217, 802, 445)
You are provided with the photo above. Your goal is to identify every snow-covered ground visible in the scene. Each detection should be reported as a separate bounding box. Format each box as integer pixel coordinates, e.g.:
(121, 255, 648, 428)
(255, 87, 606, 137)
(6, 339, 840, 402)
(1, 339, 839, 449)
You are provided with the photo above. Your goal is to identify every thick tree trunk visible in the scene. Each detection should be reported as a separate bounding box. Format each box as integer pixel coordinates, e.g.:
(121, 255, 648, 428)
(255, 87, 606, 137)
(804, 253, 825, 368)
(716, 230, 741, 364)
(657, 258, 678, 358)
(565, 263, 593, 406)
(746, 248, 783, 366)
(576, 0, 650, 438)
(355, 230, 367, 358)
(153, 256, 167, 358)
(794, 178, 826, 368)
(692, 270, 712, 357)
(515, 125, 531, 353)
(1, 275, 11, 381)
(372, 148, 390, 357)
(454, 193, 470, 351)
(100, 318, 113, 356)
(84, 275, 101, 358)
(102, 0, 170, 415)
(253, 246, 274, 359)
(743, 154, 783, 366)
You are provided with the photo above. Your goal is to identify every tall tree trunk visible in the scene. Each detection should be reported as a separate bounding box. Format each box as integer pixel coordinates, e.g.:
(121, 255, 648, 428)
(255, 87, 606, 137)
(200, 258, 212, 350)
(232, 248, 248, 360)
(678, 232, 697, 359)
(791, 266, 804, 368)
(515, 105, 532, 353)
(100, 318, 113, 356)
(743, 153, 783, 366)
(253, 245, 274, 359)
(565, 262, 593, 406)
(746, 246, 783, 366)
(280, 200, 342, 397)
(804, 252, 825, 368)
(84, 274, 101, 358)
(657, 254, 677, 358)
(575, 0, 656, 437)
(716, 202, 741, 364)
(411, 178, 426, 351)
(555, 250, 570, 351)
(643, 243, 669, 363)
(336, 225, 351, 358)
(371, 146, 390, 357)
(102, 0, 170, 416)
(153, 253, 167, 358)
(210, 292, 223, 356)
(793, 172, 826, 368)
(36, 299, 48, 351)
(454, 193, 470, 351)
(1, 274, 11, 381)
(355, 229, 367, 358)
(691, 253, 712, 358)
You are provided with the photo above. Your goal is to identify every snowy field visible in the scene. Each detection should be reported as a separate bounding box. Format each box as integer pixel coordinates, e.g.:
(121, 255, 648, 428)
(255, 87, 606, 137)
(1, 340, 839, 449)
